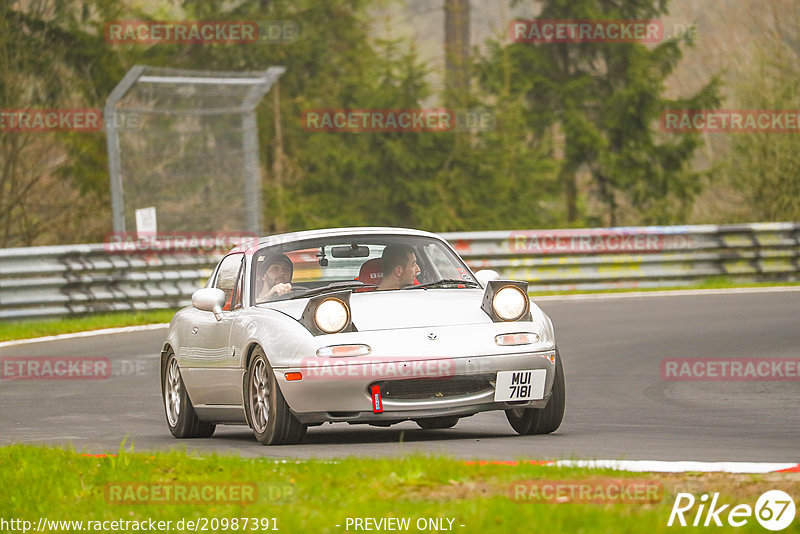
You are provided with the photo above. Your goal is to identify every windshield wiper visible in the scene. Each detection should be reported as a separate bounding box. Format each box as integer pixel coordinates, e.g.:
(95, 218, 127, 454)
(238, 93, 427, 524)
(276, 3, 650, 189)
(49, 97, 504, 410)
(293, 281, 367, 299)
(404, 279, 480, 290)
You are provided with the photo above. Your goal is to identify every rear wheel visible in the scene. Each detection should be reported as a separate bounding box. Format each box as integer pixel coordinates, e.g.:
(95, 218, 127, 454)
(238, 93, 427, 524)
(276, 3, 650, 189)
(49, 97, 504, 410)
(505, 350, 565, 435)
(245, 347, 307, 445)
(415, 416, 459, 430)
(163, 351, 215, 438)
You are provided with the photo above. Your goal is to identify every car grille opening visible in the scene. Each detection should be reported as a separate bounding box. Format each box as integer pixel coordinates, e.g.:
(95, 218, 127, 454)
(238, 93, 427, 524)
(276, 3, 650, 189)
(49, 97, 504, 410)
(327, 412, 359, 418)
(372, 374, 494, 400)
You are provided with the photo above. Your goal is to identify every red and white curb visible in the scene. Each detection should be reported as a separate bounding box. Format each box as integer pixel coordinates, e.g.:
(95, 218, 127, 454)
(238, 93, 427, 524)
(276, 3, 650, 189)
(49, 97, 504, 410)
(466, 460, 800, 473)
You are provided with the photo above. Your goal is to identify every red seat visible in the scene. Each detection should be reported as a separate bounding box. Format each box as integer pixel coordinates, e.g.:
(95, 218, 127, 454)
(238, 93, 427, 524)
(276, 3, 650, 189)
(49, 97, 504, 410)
(357, 258, 383, 285)
(222, 291, 233, 311)
(356, 257, 420, 286)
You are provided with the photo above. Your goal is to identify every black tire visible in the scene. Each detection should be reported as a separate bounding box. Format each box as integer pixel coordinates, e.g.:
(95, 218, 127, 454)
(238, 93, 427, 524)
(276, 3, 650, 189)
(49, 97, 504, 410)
(415, 416, 459, 430)
(162, 351, 216, 438)
(505, 350, 565, 435)
(245, 347, 307, 445)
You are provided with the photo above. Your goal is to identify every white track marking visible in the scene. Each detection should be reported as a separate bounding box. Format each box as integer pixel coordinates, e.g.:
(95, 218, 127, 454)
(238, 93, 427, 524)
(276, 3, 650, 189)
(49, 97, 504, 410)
(0, 323, 169, 348)
(532, 286, 800, 302)
(553, 459, 800, 473)
(467, 459, 800, 473)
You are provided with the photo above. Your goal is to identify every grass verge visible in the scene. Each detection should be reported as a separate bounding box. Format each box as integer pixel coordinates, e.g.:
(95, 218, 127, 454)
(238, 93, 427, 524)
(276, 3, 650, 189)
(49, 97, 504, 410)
(0, 445, 797, 533)
(0, 309, 177, 342)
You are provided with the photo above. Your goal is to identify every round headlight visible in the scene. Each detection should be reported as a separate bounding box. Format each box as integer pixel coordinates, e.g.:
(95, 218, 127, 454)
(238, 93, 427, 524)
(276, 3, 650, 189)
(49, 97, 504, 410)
(492, 285, 528, 321)
(314, 298, 350, 334)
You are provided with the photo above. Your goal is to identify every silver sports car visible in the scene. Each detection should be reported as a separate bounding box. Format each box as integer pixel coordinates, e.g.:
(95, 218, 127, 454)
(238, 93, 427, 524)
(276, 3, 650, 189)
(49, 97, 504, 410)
(161, 227, 565, 445)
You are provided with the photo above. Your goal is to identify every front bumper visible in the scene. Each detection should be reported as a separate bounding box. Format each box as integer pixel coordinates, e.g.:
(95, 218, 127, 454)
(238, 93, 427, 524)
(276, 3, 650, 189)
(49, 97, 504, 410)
(275, 350, 556, 424)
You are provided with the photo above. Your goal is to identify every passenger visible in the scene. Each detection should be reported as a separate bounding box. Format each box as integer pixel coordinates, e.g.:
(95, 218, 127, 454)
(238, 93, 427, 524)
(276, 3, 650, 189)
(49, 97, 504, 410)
(377, 245, 420, 291)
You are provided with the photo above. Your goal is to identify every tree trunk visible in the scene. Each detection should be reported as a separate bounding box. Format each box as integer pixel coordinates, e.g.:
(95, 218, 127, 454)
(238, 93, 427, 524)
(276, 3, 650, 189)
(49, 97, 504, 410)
(559, 162, 578, 223)
(444, 0, 470, 106)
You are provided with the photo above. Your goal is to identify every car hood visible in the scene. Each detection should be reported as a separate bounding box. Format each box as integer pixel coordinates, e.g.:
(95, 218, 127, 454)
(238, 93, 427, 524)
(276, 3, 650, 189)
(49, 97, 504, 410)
(259, 289, 493, 330)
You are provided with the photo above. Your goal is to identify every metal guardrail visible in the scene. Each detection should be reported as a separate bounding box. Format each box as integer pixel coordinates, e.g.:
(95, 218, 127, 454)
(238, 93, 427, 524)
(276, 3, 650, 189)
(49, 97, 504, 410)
(0, 223, 798, 320)
(0, 244, 216, 320)
(445, 222, 800, 291)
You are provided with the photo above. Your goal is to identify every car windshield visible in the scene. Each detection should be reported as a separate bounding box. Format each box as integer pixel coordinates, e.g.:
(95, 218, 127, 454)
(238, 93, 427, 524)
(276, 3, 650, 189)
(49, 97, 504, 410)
(251, 234, 478, 303)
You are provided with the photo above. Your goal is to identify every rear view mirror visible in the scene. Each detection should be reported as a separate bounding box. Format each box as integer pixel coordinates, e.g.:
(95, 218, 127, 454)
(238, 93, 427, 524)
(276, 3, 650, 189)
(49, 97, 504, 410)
(331, 244, 370, 258)
(192, 288, 226, 321)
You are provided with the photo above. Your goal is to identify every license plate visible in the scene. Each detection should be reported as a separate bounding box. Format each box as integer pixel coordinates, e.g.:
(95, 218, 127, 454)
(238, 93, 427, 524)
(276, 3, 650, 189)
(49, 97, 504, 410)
(494, 369, 546, 401)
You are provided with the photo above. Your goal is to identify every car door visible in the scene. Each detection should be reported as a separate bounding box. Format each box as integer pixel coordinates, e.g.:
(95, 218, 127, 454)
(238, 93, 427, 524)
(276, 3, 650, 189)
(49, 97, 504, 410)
(178, 253, 245, 406)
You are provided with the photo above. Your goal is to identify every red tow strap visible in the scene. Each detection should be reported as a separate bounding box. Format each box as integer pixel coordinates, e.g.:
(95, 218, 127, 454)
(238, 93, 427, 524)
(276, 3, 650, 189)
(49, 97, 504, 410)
(371, 384, 383, 413)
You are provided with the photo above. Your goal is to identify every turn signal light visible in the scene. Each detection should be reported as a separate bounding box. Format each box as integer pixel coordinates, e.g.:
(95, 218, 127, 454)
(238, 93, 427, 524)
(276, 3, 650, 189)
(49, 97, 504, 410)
(284, 372, 303, 381)
(494, 333, 538, 346)
(316, 344, 372, 357)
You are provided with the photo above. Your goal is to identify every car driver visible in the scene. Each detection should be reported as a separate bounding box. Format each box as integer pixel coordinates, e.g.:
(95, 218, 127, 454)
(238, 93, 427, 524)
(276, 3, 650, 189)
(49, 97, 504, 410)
(257, 253, 294, 300)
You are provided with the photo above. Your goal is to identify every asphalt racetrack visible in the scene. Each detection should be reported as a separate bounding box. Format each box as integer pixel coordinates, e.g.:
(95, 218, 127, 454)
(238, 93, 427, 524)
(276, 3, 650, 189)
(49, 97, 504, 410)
(1, 289, 798, 461)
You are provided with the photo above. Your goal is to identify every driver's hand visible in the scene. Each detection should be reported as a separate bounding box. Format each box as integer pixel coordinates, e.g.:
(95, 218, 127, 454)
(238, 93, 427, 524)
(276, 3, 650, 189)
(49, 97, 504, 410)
(268, 282, 292, 297)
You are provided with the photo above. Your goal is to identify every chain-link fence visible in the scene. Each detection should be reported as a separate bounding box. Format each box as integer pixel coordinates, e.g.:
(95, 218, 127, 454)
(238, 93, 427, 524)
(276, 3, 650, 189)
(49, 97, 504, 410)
(105, 66, 284, 235)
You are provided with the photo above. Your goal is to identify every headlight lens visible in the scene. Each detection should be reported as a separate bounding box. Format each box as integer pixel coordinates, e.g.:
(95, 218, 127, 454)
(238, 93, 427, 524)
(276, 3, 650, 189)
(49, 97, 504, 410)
(314, 297, 350, 333)
(492, 285, 528, 321)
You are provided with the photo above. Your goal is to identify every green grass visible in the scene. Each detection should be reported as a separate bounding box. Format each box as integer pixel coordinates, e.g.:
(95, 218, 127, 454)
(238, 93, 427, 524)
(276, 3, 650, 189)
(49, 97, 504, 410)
(0, 445, 797, 533)
(0, 309, 177, 342)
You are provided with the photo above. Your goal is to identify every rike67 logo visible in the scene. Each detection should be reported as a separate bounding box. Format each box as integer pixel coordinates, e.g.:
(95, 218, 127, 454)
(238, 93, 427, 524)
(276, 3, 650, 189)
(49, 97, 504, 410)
(668, 490, 796, 531)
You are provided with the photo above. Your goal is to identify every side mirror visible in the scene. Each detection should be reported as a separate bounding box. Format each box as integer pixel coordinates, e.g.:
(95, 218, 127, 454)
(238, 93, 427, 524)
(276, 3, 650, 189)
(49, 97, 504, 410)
(192, 287, 226, 321)
(474, 269, 500, 287)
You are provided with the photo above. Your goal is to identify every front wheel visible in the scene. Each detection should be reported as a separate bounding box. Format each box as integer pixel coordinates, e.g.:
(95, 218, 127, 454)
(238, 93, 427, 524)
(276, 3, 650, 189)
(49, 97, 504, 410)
(163, 351, 215, 438)
(245, 347, 307, 445)
(505, 350, 565, 435)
